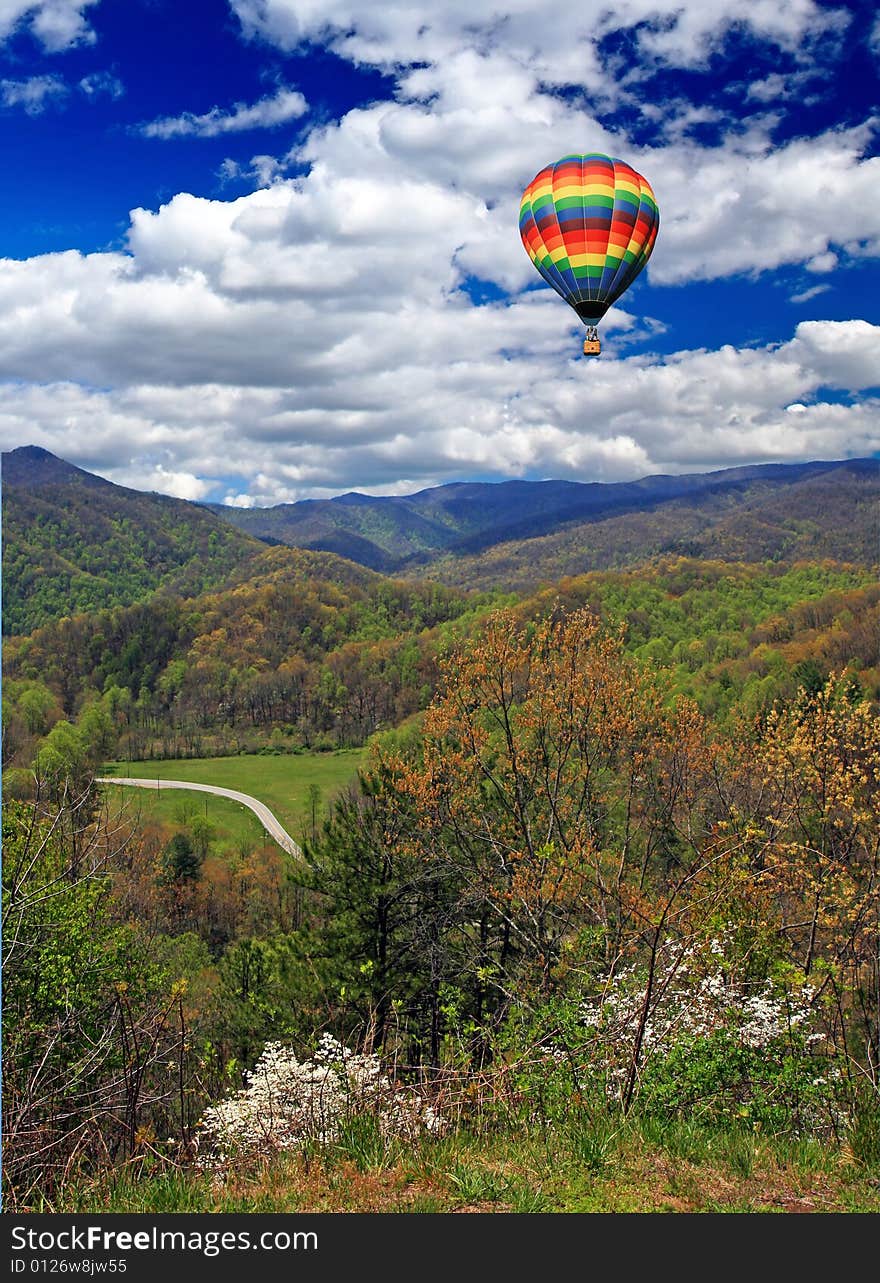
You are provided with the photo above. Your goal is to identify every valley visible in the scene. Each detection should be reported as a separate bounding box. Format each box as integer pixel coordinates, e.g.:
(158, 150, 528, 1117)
(3, 444, 879, 1214)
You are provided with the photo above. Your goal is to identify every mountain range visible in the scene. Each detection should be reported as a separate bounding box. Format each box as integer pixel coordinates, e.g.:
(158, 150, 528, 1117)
(206, 457, 879, 575)
(2, 445, 877, 635)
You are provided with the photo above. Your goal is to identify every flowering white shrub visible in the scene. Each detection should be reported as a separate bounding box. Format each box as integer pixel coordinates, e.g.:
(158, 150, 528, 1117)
(198, 1034, 443, 1164)
(578, 940, 819, 1062)
(554, 937, 844, 1132)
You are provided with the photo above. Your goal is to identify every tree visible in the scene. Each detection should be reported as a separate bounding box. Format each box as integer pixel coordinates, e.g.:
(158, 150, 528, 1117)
(305, 770, 460, 1063)
(404, 610, 700, 977)
(161, 832, 203, 884)
(33, 720, 89, 799)
(214, 935, 314, 1067)
(18, 682, 58, 735)
(741, 676, 880, 1079)
(2, 797, 183, 1206)
(792, 658, 825, 699)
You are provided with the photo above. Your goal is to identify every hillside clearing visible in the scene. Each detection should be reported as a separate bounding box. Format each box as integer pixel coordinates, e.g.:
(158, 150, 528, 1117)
(101, 749, 365, 848)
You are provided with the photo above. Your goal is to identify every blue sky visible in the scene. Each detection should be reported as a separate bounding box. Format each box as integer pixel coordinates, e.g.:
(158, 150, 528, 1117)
(0, 0, 877, 504)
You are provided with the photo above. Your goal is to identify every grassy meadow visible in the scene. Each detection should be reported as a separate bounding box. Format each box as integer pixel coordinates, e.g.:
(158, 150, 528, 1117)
(100, 748, 365, 851)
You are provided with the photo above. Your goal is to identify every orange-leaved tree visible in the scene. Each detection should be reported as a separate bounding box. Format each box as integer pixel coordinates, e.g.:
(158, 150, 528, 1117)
(738, 676, 880, 1080)
(390, 606, 737, 1073)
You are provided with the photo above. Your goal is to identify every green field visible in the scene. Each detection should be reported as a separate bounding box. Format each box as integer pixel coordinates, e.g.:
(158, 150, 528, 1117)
(100, 749, 365, 852)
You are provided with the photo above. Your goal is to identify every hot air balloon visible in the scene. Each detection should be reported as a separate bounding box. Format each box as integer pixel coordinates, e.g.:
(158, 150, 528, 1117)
(519, 153, 659, 356)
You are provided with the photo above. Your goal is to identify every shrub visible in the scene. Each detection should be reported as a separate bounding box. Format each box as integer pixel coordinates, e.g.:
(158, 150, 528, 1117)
(575, 955, 846, 1135)
(197, 1035, 443, 1166)
(503, 941, 848, 1139)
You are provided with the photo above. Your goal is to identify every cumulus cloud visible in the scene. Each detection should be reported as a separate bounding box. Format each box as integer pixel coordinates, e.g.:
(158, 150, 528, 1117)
(140, 86, 307, 140)
(806, 251, 839, 274)
(212, 2, 880, 294)
(647, 124, 880, 284)
(1, 73, 67, 112)
(248, 84, 880, 292)
(205, 24, 880, 294)
(226, 1, 851, 158)
(119, 464, 217, 501)
(786, 319, 880, 391)
(230, 0, 847, 75)
(0, 236, 876, 500)
(0, 0, 99, 51)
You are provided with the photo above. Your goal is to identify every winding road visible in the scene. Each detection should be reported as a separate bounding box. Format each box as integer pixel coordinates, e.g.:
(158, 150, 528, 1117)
(97, 776, 303, 858)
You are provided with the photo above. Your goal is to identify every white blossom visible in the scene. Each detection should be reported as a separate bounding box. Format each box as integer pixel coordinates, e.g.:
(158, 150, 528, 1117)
(568, 935, 827, 1106)
(197, 1034, 443, 1166)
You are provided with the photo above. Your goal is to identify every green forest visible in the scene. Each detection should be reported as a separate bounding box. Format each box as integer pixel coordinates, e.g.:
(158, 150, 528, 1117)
(3, 458, 879, 1213)
(2, 447, 265, 636)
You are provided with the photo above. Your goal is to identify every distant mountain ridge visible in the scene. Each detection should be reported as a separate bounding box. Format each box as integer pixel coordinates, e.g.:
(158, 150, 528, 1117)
(421, 460, 880, 591)
(206, 457, 879, 574)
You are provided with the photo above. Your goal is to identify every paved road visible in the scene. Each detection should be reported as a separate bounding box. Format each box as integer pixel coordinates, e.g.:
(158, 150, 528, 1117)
(97, 776, 303, 858)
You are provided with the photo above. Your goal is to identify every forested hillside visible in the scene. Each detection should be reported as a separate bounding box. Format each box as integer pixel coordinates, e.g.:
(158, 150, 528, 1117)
(422, 460, 880, 591)
(2, 546, 494, 773)
(4, 551, 876, 788)
(2, 446, 266, 634)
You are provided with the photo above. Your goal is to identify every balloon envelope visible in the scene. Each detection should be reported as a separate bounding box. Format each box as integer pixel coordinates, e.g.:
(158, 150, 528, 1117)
(519, 153, 659, 325)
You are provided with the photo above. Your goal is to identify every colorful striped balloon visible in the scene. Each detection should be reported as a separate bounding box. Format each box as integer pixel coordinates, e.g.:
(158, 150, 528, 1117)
(519, 153, 659, 327)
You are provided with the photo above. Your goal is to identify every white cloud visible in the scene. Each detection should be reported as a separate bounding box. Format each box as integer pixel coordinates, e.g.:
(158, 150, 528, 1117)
(0, 0, 99, 51)
(305, 98, 880, 291)
(116, 464, 216, 501)
(746, 74, 790, 103)
(806, 251, 839, 274)
(0, 69, 123, 114)
(744, 70, 821, 104)
(79, 70, 124, 99)
(790, 283, 831, 304)
(230, 0, 847, 75)
(219, 152, 288, 187)
(205, 36, 879, 293)
(1, 73, 67, 112)
(787, 318, 880, 391)
(645, 101, 728, 143)
(140, 86, 307, 140)
(638, 124, 880, 285)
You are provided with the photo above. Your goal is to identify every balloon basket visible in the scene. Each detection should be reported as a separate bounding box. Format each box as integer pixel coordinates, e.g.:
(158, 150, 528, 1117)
(583, 328, 601, 356)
